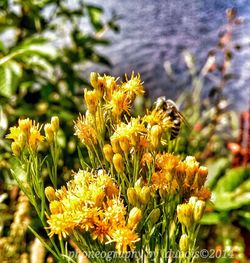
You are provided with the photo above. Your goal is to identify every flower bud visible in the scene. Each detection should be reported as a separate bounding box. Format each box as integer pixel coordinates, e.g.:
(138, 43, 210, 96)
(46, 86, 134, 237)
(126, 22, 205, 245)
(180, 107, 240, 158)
(90, 72, 99, 89)
(45, 186, 56, 202)
(127, 207, 142, 229)
(111, 137, 122, 153)
(139, 186, 151, 205)
(184, 156, 199, 176)
(113, 153, 124, 174)
(127, 187, 138, 206)
(18, 118, 32, 132)
(119, 137, 130, 154)
(44, 123, 54, 144)
(51, 116, 59, 132)
(194, 200, 206, 222)
(198, 166, 208, 177)
(149, 208, 161, 224)
(197, 166, 208, 189)
(11, 142, 21, 156)
(179, 234, 189, 252)
(177, 203, 194, 229)
(188, 196, 198, 209)
(103, 144, 113, 163)
(150, 125, 162, 149)
(84, 89, 98, 114)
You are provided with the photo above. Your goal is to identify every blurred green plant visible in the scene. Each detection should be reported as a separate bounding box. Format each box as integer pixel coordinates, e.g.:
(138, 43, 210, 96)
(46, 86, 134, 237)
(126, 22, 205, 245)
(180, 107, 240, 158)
(0, 0, 119, 178)
(199, 163, 250, 263)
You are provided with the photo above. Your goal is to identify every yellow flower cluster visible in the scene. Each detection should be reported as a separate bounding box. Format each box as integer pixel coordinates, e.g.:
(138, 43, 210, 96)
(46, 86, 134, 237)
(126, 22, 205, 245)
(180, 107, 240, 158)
(46, 170, 141, 254)
(7, 72, 211, 261)
(74, 72, 145, 148)
(6, 117, 60, 155)
(151, 154, 211, 200)
(6, 118, 44, 155)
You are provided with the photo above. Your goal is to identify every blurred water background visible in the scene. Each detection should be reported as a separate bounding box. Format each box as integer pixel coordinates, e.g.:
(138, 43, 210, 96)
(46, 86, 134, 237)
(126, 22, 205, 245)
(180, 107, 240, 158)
(89, 0, 250, 111)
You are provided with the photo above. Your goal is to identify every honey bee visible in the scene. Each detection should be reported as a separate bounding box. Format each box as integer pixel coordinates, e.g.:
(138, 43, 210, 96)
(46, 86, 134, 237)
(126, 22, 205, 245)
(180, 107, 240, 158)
(154, 96, 188, 140)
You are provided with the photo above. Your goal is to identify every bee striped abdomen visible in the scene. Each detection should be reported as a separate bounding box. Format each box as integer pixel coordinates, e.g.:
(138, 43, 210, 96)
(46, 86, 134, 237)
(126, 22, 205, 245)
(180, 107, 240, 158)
(170, 118, 181, 140)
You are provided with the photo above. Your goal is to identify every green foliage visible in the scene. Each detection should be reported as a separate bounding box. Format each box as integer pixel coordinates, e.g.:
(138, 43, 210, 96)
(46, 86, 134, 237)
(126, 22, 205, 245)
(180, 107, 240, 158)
(0, 0, 118, 178)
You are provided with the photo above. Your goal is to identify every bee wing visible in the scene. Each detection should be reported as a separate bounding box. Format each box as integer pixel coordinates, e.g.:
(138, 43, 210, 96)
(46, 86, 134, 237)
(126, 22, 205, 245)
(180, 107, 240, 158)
(178, 111, 191, 130)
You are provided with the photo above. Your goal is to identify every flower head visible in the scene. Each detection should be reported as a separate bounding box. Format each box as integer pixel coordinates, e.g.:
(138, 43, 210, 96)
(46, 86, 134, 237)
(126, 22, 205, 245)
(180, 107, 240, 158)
(107, 227, 140, 254)
(74, 114, 98, 147)
(105, 91, 131, 119)
(121, 72, 144, 98)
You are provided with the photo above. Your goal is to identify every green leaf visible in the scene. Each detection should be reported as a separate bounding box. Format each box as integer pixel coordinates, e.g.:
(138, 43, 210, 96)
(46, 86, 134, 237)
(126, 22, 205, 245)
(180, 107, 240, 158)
(237, 211, 250, 230)
(0, 60, 22, 97)
(87, 5, 103, 32)
(214, 167, 250, 193)
(0, 65, 12, 97)
(205, 157, 230, 189)
(200, 212, 222, 224)
(0, 106, 8, 137)
(214, 191, 250, 211)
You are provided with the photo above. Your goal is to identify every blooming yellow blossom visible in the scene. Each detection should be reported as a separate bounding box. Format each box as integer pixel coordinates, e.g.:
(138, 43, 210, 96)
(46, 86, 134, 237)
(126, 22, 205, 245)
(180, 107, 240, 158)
(6, 119, 44, 152)
(28, 125, 44, 151)
(105, 91, 131, 119)
(121, 72, 144, 98)
(74, 114, 98, 147)
(107, 227, 140, 254)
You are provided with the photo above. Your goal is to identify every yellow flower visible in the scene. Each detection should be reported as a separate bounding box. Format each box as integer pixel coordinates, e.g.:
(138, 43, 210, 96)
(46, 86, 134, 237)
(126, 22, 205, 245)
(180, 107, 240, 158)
(113, 153, 124, 174)
(11, 142, 21, 156)
(104, 198, 127, 228)
(51, 116, 60, 132)
(103, 75, 117, 101)
(74, 114, 98, 147)
(193, 200, 206, 222)
(18, 118, 32, 132)
(6, 126, 22, 141)
(107, 227, 140, 254)
(127, 207, 142, 230)
(92, 216, 111, 243)
(111, 118, 146, 151)
(47, 212, 76, 239)
(177, 203, 194, 230)
(28, 125, 44, 151)
(156, 153, 180, 172)
(7, 119, 44, 152)
(152, 171, 169, 191)
(84, 88, 99, 114)
(45, 186, 56, 202)
(121, 72, 144, 98)
(105, 90, 131, 119)
(179, 234, 189, 252)
(149, 124, 162, 149)
(127, 187, 138, 206)
(141, 153, 153, 167)
(138, 186, 151, 205)
(103, 144, 114, 163)
(49, 200, 64, 214)
(143, 108, 172, 131)
(44, 123, 54, 143)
